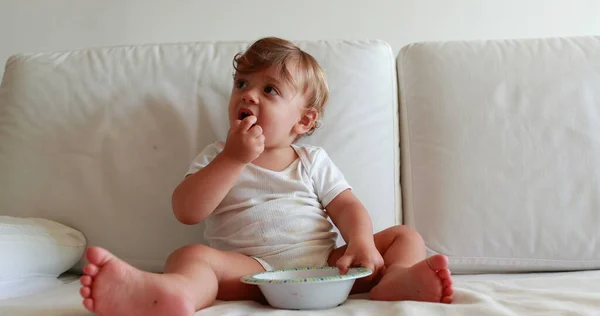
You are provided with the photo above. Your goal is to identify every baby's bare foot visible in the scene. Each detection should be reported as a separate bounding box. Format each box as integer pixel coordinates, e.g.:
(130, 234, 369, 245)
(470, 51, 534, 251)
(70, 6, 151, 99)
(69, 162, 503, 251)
(370, 254, 454, 303)
(79, 246, 195, 316)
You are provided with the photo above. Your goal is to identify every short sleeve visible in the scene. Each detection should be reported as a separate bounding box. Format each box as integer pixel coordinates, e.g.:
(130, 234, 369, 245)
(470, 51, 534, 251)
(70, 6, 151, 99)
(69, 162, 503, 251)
(185, 142, 224, 177)
(309, 148, 352, 207)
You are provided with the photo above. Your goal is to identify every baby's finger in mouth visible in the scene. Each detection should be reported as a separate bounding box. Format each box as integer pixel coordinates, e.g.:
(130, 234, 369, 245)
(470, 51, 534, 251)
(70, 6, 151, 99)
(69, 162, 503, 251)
(242, 116, 257, 130)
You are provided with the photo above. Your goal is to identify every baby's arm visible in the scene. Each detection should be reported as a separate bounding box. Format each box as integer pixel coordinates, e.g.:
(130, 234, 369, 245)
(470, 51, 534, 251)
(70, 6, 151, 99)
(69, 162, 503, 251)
(327, 190, 374, 245)
(171, 115, 264, 225)
(327, 189, 384, 275)
(171, 154, 246, 225)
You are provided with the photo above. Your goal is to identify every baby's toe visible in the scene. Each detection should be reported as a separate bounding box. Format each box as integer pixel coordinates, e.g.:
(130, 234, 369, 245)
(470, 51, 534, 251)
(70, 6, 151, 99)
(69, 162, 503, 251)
(443, 277, 453, 287)
(427, 254, 449, 271)
(437, 268, 451, 279)
(83, 298, 95, 312)
(80, 275, 92, 286)
(441, 295, 454, 304)
(80, 286, 91, 298)
(83, 263, 99, 277)
(443, 285, 454, 297)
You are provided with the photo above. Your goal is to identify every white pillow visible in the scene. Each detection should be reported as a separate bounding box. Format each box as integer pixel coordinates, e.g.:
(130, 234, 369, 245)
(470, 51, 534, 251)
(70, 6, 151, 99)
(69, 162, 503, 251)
(0, 216, 86, 298)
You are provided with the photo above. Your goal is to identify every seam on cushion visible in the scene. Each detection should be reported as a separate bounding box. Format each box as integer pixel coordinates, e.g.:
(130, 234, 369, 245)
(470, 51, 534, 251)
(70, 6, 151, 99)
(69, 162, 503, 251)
(448, 256, 600, 263)
(0, 273, 59, 283)
(383, 40, 401, 226)
(0, 241, 85, 248)
(428, 247, 600, 263)
(397, 45, 414, 227)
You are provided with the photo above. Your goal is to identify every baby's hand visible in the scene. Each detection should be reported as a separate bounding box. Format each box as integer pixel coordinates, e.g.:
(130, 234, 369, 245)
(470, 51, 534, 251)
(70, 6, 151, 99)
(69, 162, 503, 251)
(222, 115, 264, 164)
(336, 239, 384, 281)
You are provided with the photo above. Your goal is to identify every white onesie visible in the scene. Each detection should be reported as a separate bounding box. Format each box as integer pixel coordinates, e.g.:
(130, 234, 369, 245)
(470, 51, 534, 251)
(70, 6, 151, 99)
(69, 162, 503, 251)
(185, 141, 352, 271)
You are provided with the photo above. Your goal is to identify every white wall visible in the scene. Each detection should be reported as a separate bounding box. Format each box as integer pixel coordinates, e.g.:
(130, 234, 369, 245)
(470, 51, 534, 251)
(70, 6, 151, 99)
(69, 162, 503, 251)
(1, 0, 600, 69)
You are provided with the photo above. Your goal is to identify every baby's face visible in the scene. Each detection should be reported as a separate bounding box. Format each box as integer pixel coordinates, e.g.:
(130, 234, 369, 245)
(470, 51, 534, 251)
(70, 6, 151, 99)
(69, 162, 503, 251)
(228, 64, 309, 148)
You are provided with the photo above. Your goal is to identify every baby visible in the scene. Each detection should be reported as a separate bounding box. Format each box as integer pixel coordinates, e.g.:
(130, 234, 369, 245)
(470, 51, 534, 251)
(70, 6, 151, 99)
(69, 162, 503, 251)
(79, 37, 454, 316)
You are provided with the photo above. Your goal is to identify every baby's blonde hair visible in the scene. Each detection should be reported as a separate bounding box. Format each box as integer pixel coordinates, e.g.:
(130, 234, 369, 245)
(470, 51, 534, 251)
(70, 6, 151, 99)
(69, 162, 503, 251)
(233, 37, 329, 136)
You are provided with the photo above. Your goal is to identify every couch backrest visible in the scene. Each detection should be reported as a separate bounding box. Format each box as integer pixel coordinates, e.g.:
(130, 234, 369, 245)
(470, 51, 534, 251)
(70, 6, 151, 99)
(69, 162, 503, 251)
(398, 36, 600, 273)
(0, 40, 400, 272)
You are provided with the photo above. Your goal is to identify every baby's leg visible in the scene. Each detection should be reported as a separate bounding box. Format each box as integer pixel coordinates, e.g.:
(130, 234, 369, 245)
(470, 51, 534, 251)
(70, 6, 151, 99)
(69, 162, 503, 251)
(163, 244, 266, 303)
(328, 225, 453, 303)
(79, 245, 264, 316)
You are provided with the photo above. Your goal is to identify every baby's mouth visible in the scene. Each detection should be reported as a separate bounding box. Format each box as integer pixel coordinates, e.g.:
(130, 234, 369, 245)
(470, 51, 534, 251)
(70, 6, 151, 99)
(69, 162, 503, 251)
(238, 108, 255, 120)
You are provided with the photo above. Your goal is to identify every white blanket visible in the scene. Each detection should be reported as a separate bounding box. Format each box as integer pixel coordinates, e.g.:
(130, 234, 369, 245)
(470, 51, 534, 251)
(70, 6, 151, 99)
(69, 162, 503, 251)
(1, 271, 599, 315)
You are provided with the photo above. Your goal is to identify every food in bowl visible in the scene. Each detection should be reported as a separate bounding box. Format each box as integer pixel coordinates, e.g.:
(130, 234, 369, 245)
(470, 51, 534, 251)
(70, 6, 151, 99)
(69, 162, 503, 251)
(241, 266, 372, 310)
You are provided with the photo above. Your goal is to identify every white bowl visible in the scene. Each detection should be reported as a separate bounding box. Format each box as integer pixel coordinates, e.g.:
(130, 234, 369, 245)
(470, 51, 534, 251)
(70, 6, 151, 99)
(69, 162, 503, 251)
(240, 266, 372, 310)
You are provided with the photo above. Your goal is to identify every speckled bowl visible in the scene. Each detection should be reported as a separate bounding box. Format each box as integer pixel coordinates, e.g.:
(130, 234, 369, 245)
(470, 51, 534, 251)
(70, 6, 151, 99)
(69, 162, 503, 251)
(241, 266, 372, 310)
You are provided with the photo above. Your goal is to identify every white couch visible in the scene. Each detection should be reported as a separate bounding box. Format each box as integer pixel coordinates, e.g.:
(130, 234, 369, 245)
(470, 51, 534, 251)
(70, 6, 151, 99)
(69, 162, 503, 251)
(1, 35, 599, 315)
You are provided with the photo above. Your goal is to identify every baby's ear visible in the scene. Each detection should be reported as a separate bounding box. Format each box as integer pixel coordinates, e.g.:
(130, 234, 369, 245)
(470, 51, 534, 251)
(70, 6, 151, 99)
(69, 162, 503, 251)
(294, 108, 319, 135)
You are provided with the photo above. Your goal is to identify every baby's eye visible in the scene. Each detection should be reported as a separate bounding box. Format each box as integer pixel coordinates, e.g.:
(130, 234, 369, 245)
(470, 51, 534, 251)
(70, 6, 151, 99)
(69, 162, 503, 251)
(264, 86, 279, 95)
(235, 79, 248, 89)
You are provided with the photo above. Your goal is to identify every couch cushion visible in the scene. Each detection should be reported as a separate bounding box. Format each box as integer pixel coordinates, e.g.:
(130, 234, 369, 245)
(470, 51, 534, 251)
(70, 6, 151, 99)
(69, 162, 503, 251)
(0, 39, 399, 272)
(0, 216, 86, 299)
(398, 36, 600, 273)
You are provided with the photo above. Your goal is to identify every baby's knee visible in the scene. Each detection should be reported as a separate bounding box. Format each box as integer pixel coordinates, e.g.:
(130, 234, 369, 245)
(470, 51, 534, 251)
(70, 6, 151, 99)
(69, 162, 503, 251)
(168, 244, 220, 263)
(388, 225, 425, 245)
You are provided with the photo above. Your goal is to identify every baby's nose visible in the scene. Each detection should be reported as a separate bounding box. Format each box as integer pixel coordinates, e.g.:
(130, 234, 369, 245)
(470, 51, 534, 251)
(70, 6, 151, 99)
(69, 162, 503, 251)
(242, 91, 259, 104)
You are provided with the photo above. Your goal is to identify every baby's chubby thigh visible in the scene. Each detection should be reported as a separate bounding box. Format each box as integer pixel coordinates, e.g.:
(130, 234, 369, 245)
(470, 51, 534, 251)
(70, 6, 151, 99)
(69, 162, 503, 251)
(164, 244, 267, 302)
